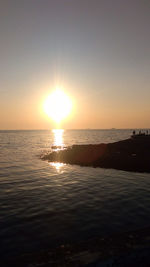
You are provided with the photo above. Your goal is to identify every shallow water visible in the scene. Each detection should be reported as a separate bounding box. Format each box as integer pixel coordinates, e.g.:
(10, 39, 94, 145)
(0, 129, 150, 259)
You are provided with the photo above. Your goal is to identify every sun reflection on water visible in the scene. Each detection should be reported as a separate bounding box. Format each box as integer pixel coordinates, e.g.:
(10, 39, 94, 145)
(51, 129, 65, 172)
(49, 162, 65, 173)
(52, 129, 64, 149)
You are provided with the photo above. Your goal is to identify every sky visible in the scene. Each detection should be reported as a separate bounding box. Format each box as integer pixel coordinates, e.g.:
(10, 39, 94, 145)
(0, 0, 150, 129)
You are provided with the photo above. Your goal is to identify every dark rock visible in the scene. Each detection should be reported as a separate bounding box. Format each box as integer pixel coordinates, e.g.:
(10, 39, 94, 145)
(42, 138, 150, 173)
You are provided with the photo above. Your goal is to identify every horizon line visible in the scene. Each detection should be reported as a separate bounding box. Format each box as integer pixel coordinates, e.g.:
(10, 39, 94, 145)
(0, 128, 150, 131)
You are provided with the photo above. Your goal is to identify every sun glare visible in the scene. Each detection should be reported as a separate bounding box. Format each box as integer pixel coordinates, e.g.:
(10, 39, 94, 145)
(44, 89, 72, 123)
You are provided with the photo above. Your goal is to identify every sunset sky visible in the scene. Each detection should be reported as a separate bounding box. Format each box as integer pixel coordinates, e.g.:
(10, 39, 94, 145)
(0, 0, 150, 129)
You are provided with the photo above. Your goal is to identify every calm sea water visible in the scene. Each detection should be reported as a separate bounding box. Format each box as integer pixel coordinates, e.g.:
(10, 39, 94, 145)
(0, 129, 150, 259)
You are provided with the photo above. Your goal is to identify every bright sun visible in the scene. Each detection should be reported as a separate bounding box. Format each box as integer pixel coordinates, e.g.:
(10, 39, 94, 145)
(44, 89, 72, 123)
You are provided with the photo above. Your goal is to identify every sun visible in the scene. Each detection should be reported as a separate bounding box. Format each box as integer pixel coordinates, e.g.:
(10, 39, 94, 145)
(44, 89, 72, 123)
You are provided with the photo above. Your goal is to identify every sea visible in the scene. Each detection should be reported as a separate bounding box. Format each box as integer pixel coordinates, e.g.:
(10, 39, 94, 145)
(0, 129, 150, 260)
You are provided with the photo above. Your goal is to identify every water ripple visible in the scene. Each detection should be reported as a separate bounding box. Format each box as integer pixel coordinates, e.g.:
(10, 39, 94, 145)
(0, 130, 150, 258)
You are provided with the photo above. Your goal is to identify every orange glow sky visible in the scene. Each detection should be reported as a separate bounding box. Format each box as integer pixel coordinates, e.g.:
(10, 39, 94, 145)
(0, 0, 150, 129)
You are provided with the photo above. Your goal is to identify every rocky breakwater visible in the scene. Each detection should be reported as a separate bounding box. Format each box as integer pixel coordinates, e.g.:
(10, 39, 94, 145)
(42, 137, 150, 173)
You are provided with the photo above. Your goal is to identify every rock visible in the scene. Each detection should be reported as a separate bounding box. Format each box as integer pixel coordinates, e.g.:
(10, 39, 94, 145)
(42, 138, 150, 173)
